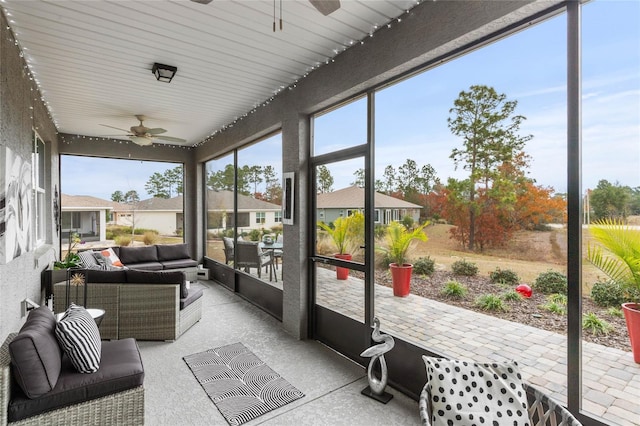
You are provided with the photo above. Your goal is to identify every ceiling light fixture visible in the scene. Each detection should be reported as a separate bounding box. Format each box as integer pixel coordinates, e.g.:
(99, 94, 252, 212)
(151, 63, 177, 83)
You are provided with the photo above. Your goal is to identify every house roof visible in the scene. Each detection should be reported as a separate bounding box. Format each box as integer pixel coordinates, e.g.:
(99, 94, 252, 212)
(61, 194, 114, 211)
(206, 190, 281, 211)
(113, 191, 281, 212)
(316, 186, 422, 209)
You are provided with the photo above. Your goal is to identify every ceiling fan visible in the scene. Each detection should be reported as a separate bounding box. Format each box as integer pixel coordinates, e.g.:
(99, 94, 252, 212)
(99, 115, 187, 146)
(190, 0, 341, 16)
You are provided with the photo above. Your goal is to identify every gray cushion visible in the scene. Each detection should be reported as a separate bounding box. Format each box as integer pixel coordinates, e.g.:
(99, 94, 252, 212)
(126, 269, 187, 298)
(9, 307, 62, 398)
(85, 269, 127, 283)
(161, 258, 198, 269)
(126, 262, 164, 271)
(8, 338, 145, 422)
(156, 243, 190, 261)
(180, 283, 204, 310)
(118, 245, 158, 264)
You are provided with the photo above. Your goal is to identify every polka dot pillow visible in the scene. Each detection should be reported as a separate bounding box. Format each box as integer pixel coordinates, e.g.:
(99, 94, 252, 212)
(422, 356, 530, 426)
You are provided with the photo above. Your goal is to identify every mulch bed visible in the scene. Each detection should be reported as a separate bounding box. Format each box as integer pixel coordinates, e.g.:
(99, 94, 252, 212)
(372, 270, 631, 352)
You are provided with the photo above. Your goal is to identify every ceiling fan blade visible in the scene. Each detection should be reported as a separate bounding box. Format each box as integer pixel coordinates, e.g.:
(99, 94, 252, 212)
(99, 124, 130, 133)
(130, 135, 153, 146)
(146, 127, 167, 135)
(154, 135, 187, 143)
(309, 0, 340, 15)
(190, 0, 213, 4)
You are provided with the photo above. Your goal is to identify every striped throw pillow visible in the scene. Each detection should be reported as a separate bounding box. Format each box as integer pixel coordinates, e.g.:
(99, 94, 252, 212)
(55, 304, 101, 373)
(77, 250, 99, 269)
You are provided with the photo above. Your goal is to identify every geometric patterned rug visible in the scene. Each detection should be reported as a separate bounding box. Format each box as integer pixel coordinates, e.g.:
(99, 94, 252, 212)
(183, 343, 305, 426)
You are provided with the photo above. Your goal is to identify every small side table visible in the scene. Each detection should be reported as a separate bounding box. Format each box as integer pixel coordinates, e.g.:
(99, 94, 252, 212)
(56, 308, 105, 327)
(196, 267, 209, 281)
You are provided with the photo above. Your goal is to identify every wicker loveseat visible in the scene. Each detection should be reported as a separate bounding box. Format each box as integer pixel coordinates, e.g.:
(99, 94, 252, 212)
(53, 269, 203, 341)
(1, 308, 144, 425)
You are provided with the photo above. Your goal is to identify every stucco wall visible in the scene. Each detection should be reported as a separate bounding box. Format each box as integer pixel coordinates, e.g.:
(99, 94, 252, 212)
(1, 12, 60, 340)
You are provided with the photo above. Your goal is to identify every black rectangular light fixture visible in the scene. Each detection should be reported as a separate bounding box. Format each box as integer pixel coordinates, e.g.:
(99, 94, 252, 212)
(152, 63, 177, 83)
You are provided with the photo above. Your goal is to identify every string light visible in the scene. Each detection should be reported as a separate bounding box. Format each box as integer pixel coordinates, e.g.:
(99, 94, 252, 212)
(3, 0, 423, 149)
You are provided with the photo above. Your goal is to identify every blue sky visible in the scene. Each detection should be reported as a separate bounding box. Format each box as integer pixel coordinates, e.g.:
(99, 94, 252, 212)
(63, 0, 639, 200)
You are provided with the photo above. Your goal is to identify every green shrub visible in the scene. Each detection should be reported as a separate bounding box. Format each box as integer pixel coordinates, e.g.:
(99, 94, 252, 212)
(413, 257, 435, 276)
(548, 293, 568, 305)
(115, 235, 132, 246)
(442, 281, 467, 298)
(451, 259, 478, 276)
(590, 280, 625, 307)
(541, 301, 566, 315)
(501, 290, 523, 302)
(606, 307, 624, 318)
(374, 225, 386, 239)
(377, 252, 393, 268)
(143, 231, 158, 245)
(475, 294, 507, 312)
(489, 268, 520, 285)
(533, 270, 567, 295)
(401, 215, 415, 229)
(248, 229, 261, 241)
(583, 313, 612, 335)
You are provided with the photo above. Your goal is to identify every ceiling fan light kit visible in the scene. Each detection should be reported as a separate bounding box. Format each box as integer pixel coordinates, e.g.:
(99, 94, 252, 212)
(99, 115, 186, 146)
(152, 63, 177, 83)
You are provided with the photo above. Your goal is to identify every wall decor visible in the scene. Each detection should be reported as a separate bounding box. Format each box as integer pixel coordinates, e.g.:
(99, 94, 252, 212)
(53, 185, 60, 236)
(282, 172, 294, 225)
(0, 146, 33, 264)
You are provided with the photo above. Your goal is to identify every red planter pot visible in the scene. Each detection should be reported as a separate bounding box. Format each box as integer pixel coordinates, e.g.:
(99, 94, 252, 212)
(389, 263, 413, 297)
(334, 253, 352, 280)
(622, 303, 640, 364)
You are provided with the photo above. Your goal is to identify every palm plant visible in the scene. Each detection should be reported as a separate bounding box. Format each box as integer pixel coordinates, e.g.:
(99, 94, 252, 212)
(380, 220, 429, 266)
(317, 211, 364, 255)
(587, 218, 640, 304)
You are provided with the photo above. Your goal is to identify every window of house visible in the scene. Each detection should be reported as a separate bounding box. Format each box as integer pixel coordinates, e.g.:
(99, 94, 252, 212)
(256, 212, 266, 224)
(33, 132, 46, 246)
(275, 211, 282, 223)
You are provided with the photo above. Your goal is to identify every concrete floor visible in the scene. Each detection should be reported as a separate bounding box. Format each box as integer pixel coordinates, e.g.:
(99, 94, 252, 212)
(138, 280, 421, 426)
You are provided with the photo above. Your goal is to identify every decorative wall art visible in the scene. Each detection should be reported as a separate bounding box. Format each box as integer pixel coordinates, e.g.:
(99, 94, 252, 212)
(0, 146, 33, 264)
(282, 172, 294, 225)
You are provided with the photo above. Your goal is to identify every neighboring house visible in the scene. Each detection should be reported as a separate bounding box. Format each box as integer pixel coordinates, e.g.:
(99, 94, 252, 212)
(206, 190, 282, 232)
(113, 191, 282, 236)
(113, 196, 184, 236)
(61, 194, 112, 242)
(316, 186, 422, 225)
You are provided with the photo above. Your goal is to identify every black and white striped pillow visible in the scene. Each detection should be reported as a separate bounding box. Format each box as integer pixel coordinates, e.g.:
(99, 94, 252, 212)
(55, 304, 102, 373)
(77, 250, 101, 269)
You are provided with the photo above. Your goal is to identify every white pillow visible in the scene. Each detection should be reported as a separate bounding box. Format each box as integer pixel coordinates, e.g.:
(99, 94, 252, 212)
(99, 247, 124, 268)
(56, 304, 101, 373)
(422, 356, 529, 426)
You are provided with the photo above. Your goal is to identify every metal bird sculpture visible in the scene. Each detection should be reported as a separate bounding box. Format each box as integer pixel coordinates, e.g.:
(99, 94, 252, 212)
(360, 317, 395, 402)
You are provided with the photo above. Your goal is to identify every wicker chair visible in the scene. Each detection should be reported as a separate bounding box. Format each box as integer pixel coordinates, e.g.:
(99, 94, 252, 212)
(1, 334, 144, 426)
(419, 381, 582, 426)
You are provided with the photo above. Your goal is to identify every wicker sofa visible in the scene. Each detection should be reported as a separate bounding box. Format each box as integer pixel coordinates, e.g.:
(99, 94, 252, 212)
(53, 269, 204, 341)
(1, 307, 144, 425)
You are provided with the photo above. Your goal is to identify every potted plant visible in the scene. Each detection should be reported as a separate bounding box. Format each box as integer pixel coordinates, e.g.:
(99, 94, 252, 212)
(587, 218, 640, 363)
(379, 220, 429, 297)
(317, 212, 364, 280)
(53, 232, 83, 270)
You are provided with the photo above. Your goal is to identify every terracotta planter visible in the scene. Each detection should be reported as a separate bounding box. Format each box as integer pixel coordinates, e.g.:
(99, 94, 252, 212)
(389, 263, 412, 297)
(334, 253, 352, 280)
(622, 303, 640, 364)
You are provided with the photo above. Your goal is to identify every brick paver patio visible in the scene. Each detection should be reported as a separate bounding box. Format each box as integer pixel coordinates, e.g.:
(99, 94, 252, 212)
(315, 267, 640, 426)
